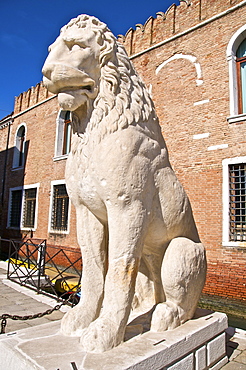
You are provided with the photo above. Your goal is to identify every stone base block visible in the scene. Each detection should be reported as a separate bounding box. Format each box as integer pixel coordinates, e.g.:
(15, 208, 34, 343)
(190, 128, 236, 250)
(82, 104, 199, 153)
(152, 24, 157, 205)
(0, 309, 228, 370)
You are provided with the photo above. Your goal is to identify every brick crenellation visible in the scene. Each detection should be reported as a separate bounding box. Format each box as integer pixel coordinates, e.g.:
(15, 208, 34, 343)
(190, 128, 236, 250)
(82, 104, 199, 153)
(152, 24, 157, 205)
(14, 82, 54, 115)
(118, 0, 243, 56)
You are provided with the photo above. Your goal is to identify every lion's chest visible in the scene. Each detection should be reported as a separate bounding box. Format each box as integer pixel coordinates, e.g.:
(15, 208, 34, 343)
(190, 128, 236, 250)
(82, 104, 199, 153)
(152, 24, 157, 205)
(65, 150, 107, 219)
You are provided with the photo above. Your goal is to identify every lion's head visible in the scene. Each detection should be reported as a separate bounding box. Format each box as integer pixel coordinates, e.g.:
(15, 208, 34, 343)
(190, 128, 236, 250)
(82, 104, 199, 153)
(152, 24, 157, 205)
(42, 14, 157, 140)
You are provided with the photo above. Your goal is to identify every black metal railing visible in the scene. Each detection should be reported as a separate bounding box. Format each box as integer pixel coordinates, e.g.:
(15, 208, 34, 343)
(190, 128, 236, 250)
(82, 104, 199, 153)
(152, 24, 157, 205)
(2, 238, 82, 303)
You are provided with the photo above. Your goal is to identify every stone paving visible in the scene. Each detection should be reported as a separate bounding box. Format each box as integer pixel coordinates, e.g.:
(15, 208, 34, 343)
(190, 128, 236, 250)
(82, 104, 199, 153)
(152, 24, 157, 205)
(0, 261, 246, 369)
(0, 264, 67, 334)
(224, 327, 246, 369)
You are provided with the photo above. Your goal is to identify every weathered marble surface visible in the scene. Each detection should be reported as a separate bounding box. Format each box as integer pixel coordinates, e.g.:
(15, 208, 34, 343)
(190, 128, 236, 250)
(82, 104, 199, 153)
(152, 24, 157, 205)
(0, 310, 228, 370)
(42, 14, 207, 353)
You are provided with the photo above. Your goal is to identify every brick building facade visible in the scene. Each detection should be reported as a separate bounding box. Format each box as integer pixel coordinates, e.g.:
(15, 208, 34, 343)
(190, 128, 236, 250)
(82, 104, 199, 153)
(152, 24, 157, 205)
(0, 0, 246, 303)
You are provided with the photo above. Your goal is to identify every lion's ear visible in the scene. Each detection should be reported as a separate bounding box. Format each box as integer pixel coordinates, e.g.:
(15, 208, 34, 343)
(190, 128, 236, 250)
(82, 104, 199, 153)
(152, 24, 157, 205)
(96, 33, 104, 47)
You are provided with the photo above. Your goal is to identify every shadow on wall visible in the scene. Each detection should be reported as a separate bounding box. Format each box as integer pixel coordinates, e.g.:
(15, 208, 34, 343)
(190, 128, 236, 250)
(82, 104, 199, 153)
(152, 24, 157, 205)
(0, 139, 30, 259)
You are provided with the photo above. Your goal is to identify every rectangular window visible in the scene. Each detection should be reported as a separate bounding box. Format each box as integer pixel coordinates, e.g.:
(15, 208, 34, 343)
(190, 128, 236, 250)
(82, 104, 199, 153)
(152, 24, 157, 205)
(51, 184, 69, 232)
(229, 163, 246, 242)
(223, 157, 246, 246)
(9, 189, 22, 228)
(8, 184, 39, 230)
(23, 188, 37, 228)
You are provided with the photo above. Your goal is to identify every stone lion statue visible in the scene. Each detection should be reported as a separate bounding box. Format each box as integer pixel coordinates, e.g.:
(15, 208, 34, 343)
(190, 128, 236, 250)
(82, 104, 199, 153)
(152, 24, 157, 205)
(42, 14, 206, 353)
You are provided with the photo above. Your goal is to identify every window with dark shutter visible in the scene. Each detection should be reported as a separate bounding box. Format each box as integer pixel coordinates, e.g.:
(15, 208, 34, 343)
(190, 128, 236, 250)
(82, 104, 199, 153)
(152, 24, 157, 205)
(229, 163, 246, 242)
(23, 188, 37, 228)
(9, 189, 22, 228)
(51, 184, 69, 231)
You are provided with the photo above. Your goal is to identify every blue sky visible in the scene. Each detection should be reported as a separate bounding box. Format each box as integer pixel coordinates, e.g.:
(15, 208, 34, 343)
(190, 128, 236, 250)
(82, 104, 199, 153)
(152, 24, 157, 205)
(0, 0, 178, 120)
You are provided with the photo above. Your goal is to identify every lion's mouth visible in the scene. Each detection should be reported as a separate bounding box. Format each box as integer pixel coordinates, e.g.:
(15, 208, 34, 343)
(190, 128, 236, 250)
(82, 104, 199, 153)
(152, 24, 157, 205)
(58, 84, 97, 99)
(59, 84, 92, 93)
(43, 77, 96, 96)
(81, 85, 92, 92)
(42, 63, 97, 98)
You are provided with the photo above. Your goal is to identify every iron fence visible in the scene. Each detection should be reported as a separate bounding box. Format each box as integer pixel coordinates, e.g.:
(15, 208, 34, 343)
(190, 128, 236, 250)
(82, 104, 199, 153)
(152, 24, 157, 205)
(2, 238, 82, 303)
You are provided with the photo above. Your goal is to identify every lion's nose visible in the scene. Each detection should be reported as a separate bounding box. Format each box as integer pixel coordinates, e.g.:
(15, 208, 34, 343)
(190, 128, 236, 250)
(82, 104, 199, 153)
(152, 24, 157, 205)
(42, 63, 52, 80)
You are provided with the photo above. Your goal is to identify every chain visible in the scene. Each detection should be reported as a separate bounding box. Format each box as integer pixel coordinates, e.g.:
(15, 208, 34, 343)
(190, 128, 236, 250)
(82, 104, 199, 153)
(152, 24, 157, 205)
(0, 293, 78, 334)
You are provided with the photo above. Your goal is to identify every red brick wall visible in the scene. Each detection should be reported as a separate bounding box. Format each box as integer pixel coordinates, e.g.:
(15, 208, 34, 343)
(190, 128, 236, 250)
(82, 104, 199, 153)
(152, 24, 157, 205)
(127, 0, 246, 301)
(1, 84, 79, 251)
(204, 258, 246, 300)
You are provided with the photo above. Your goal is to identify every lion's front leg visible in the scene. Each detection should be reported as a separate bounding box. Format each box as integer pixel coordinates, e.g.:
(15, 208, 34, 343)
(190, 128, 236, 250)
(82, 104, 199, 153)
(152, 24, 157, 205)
(61, 206, 107, 336)
(80, 201, 147, 352)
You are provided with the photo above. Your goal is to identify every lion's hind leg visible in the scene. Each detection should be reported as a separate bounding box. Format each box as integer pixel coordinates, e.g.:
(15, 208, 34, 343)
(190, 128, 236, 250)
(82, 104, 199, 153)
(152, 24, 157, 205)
(151, 237, 206, 331)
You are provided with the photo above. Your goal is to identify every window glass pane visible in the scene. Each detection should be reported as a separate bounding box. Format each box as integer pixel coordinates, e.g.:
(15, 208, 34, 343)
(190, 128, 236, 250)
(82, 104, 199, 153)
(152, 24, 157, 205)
(229, 163, 246, 241)
(236, 39, 246, 114)
(51, 184, 69, 231)
(240, 61, 246, 113)
(23, 188, 37, 228)
(236, 39, 246, 58)
(17, 126, 25, 166)
(65, 111, 70, 121)
(62, 111, 72, 155)
(63, 121, 71, 155)
(18, 126, 25, 167)
(10, 189, 22, 228)
(13, 126, 26, 168)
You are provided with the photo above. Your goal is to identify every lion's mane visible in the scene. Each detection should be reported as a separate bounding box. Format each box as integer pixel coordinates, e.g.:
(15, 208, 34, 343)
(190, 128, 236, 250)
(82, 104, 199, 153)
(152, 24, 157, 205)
(61, 15, 159, 142)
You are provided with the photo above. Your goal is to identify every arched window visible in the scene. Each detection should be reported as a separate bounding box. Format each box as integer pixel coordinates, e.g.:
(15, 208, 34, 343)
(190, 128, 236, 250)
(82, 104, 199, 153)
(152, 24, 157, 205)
(63, 111, 72, 155)
(236, 38, 246, 114)
(227, 25, 246, 121)
(54, 110, 72, 158)
(13, 124, 26, 168)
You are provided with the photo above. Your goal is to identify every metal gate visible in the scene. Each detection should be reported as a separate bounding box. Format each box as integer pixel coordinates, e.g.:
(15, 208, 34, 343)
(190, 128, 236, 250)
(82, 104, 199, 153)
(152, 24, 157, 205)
(3, 238, 82, 302)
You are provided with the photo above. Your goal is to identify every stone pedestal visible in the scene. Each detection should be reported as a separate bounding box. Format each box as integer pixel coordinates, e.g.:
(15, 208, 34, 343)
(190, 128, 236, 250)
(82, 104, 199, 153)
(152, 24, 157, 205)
(0, 309, 228, 370)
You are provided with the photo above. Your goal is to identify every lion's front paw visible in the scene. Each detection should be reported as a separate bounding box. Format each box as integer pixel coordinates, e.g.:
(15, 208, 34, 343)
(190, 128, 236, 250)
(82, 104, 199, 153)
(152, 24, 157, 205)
(80, 317, 123, 353)
(61, 304, 95, 336)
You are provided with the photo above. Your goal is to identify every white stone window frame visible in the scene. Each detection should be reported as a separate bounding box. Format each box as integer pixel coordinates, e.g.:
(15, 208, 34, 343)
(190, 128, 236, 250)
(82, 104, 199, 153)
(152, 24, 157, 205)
(222, 156, 246, 247)
(227, 24, 246, 123)
(48, 179, 71, 235)
(53, 110, 72, 161)
(7, 183, 39, 231)
(12, 123, 27, 170)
